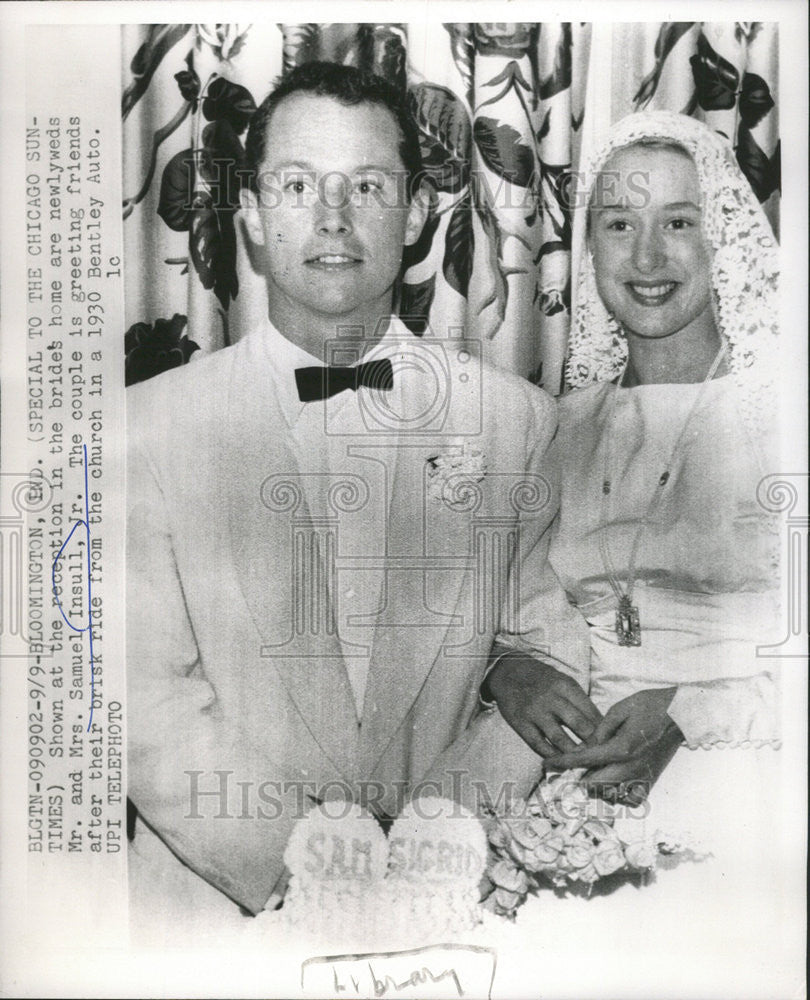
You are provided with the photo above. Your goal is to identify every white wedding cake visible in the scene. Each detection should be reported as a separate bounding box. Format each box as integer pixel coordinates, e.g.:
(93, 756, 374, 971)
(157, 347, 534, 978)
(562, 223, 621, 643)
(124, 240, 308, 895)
(276, 797, 491, 951)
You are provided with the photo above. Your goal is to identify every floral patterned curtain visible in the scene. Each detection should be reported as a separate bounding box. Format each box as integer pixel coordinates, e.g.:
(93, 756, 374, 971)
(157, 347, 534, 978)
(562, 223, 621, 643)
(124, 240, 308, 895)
(122, 22, 780, 394)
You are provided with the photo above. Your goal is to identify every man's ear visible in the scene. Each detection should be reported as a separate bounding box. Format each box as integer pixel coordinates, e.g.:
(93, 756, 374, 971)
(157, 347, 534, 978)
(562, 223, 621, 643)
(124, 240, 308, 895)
(240, 188, 266, 247)
(403, 182, 430, 247)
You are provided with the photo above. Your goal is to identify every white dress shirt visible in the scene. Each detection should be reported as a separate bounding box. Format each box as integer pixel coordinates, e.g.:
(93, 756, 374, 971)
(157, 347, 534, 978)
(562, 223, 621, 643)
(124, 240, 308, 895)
(257, 316, 410, 719)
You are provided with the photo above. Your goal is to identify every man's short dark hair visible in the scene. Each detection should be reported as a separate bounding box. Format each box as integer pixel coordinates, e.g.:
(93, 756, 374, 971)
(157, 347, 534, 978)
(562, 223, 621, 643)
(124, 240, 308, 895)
(244, 60, 423, 200)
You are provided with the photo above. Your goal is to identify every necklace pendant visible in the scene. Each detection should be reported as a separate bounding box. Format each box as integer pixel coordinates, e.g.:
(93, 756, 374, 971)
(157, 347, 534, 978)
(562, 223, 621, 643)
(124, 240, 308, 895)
(616, 596, 641, 646)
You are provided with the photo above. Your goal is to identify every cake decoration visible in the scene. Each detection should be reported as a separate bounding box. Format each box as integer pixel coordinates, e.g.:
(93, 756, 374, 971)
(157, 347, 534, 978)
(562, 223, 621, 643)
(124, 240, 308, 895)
(280, 797, 487, 947)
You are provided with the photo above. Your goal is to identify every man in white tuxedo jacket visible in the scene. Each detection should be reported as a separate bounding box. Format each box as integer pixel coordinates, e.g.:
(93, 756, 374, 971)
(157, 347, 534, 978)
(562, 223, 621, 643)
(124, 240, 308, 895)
(127, 62, 591, 934)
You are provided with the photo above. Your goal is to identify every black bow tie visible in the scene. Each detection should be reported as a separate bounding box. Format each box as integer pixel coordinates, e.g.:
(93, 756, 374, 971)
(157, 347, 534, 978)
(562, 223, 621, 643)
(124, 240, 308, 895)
(294, 357, 394, 402)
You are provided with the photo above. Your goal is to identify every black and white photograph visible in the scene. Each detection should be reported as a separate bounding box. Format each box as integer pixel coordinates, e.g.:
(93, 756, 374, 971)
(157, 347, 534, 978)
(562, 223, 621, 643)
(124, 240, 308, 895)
(0, 5, 807, 998)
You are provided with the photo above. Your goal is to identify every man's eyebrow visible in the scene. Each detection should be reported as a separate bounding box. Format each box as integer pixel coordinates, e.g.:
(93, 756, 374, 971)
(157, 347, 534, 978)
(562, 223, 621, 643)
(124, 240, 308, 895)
(270, 160, 316, 172)
(353, 164, 397, 175)
(267, 160, 398, 176)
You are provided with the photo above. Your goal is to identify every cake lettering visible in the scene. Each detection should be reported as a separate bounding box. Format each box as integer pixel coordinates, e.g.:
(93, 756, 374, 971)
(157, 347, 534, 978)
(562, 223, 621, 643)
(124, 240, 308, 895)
(284, 800, 488, 945)
(304, 831, 374, 879)
(388, 836, 482, 879)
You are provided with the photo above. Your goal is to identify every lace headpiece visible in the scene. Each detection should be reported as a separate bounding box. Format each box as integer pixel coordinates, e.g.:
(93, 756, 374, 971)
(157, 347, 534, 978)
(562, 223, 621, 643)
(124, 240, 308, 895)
(566, 111, 779, 423)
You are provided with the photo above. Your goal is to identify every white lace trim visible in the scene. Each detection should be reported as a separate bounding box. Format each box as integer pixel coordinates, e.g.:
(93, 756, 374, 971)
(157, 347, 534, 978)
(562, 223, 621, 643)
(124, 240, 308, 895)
(683, 737, 782, 751)
(566, 110, 779, 439)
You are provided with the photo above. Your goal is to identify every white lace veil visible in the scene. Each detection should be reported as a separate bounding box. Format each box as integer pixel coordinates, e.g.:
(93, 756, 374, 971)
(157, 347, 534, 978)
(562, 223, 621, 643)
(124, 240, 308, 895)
(566, 111, 779, 428)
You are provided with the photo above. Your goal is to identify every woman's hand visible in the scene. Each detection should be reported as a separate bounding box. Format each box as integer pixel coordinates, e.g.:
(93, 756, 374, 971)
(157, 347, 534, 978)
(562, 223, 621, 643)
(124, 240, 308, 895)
(485, 653, 602, 757)
(544, 687, 684, 804)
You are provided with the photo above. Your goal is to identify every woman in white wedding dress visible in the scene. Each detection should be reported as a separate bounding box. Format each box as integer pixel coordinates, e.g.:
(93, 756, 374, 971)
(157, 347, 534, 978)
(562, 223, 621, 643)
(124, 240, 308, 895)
(485, 112, 794, 994)
(546, 111, 782, 786)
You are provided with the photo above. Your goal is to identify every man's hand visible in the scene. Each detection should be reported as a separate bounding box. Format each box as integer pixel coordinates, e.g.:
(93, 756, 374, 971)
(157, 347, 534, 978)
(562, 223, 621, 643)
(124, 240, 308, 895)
(544, 687, 684, 804)
(485, 653, 602, 757)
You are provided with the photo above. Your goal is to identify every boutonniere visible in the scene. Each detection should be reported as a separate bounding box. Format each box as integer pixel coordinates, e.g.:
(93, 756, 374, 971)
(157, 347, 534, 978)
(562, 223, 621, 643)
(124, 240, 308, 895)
(426, 440, 487, 507)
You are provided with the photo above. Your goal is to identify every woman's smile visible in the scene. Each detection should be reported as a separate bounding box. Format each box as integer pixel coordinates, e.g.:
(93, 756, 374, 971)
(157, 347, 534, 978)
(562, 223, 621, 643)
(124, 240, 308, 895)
(624, 280, 678, 305)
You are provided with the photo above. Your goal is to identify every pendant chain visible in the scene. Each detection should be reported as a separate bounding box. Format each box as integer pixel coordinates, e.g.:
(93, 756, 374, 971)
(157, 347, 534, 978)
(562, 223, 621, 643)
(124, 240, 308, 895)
(598, 343, 727, 645)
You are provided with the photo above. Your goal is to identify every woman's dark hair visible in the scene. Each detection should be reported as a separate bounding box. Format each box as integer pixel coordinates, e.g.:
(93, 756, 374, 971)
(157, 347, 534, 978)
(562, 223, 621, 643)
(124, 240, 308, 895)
(244, 61, 423, 200)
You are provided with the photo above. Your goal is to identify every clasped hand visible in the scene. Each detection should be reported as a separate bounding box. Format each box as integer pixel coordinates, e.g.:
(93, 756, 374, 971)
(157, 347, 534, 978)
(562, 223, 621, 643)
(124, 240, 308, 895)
(488, 654, 683, 803)
(486, 652, 601, 757)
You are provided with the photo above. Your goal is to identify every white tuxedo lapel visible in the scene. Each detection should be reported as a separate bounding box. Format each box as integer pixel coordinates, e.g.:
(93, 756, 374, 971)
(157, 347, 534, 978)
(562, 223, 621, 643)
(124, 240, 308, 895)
(225, 332, 360, 779)
(359, 342, 484, 772)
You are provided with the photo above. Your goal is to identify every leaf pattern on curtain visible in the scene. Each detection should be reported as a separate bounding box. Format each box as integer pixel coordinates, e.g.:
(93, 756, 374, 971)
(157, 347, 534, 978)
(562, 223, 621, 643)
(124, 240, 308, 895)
(122, 22, 780, 394)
